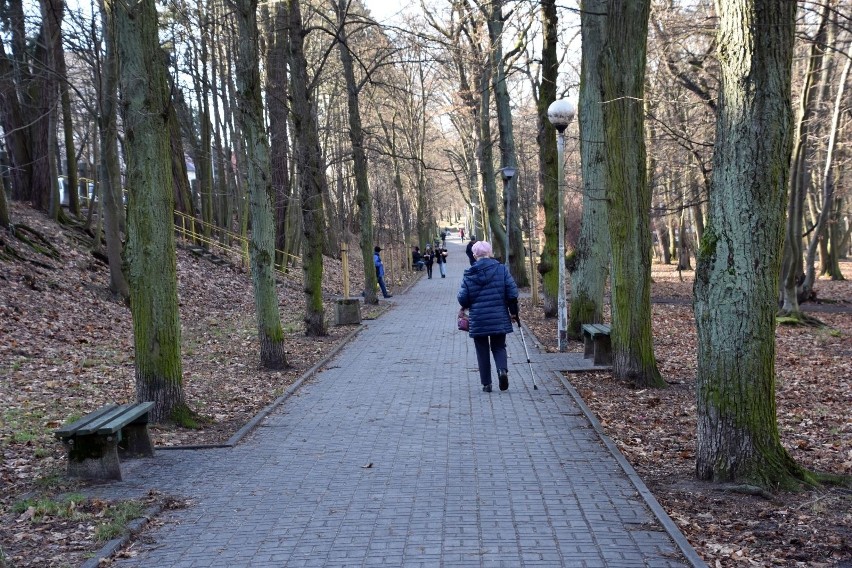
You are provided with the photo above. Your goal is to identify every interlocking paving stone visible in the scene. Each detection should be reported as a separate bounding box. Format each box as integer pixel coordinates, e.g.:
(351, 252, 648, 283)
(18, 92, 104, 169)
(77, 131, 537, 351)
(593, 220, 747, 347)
(88, 238, 703, 567)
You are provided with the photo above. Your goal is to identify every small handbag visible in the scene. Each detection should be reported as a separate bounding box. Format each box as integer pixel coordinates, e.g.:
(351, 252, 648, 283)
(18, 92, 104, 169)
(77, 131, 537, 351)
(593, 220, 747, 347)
(457, 308, 469, 331)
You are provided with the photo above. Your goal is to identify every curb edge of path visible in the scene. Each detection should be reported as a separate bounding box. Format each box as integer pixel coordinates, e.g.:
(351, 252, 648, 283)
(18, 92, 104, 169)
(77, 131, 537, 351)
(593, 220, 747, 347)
(78, 504, 163, 568)
(554, 371, 709, 568)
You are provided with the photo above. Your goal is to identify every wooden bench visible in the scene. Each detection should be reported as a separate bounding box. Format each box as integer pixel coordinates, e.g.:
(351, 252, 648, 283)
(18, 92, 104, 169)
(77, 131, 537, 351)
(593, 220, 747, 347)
(54, 402, 155, 481)
(581, 323, 612, 366)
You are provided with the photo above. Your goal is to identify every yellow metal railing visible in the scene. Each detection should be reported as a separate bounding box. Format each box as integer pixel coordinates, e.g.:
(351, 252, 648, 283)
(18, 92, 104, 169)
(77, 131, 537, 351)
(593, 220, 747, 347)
(173, 211, 302, 276)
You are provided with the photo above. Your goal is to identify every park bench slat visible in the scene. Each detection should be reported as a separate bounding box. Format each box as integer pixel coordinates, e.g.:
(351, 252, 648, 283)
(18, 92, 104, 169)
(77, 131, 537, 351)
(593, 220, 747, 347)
(581, 323, 612, 366)
(55, 402, 156, 481)
(54, 404, 119, 439)
(581, 323, 611, 337)
(95, 402, 154, 435)
(74, 404, 137, 436)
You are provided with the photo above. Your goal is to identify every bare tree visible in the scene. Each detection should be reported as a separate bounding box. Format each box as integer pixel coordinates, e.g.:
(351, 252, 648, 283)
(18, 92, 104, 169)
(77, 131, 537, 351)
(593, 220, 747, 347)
(600, 0, 664, 387)
(108, 0, 189, 423)
(694, 0, 815, 488)
(233, 0, 288, 368)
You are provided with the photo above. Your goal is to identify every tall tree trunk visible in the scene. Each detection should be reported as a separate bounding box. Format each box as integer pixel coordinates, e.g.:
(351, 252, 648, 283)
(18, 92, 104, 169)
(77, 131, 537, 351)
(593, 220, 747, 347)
(780, 3, 829, 315)
(0, 39, 33, 202)
(336, 0, 378, 304)
(56, 33, 80, 217)
(569, 0, 610, 339)
(477, 54, 502, 254)
(802, 38, 852, 298)
(0, 170, 9, 228)
(600, 0, 664, 388)
(823, 197, 845, 279)
(31, 0, 63, 216)
(98, 0, 129, 300)
(234, 0, 288, 369)
(693, 0, 813, 488)
(167, 82, 193, 217)
(195, 3, 214, 241)
(288, 0, 327, 336)
(486, 0, 526, 285)
(109, 0, 188, 423)
(264, 2, 292, 268)
(537, 0, 559, 318)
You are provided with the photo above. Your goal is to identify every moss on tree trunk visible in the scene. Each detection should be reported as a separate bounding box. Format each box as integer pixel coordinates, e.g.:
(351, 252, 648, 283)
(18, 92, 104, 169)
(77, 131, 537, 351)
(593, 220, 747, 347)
(694, 0, 814, 489)
(110, 0, 187, 423)
(569, 0, 610, 340)
(600, 0, 663, 388)
(288, 0, 327, 337)
(234, 0, 288, 370)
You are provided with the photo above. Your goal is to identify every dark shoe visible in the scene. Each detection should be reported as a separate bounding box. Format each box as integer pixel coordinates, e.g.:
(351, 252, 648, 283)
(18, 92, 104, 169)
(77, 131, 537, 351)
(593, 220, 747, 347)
(384, 294, 393, 298)
(498, 370, 509, 391)
(441, 275, 446, 278)
(482, 384, 492, 393)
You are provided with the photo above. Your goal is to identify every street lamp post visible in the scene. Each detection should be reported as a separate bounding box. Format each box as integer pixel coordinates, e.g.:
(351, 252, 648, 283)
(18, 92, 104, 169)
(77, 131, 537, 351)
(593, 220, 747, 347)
(547, 99, 575, 352)
(500, 166, 516, 271)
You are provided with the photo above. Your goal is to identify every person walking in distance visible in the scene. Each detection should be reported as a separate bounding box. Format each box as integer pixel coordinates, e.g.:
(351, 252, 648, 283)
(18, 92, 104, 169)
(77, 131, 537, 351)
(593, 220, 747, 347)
(374, 246, 392, 298)
(435, 244, 448, 278)
(422, 245, 434, 279)
(465, 236, 477, 266)
(457, 241, 520, 392)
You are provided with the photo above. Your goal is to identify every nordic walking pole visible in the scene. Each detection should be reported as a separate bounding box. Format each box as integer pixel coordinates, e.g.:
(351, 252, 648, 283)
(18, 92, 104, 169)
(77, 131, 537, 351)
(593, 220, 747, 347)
(516, 319, 538, 390)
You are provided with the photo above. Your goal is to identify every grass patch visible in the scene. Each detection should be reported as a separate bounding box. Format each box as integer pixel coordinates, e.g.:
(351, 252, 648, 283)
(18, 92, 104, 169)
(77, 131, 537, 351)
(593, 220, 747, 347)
(12, 493, 148, 543)
(94, 500, 147, 541)
(12, 493, 87, 521)
(1, 408, 46, 446)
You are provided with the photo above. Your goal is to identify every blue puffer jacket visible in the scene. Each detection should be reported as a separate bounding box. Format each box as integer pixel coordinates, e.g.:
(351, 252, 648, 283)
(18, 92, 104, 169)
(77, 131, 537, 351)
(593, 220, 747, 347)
(457, 258, 519, 337)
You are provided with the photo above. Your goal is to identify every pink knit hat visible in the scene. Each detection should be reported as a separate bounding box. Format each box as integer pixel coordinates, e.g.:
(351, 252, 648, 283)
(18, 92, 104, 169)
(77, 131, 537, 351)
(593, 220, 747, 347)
(472, 241, 492, 259)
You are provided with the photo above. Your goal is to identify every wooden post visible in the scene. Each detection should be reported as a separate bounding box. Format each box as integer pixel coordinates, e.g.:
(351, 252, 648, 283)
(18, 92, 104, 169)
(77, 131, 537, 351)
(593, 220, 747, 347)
(530, 237, 539, 306)
(341, 242, 350, 299)
(387, 245, 395, 292)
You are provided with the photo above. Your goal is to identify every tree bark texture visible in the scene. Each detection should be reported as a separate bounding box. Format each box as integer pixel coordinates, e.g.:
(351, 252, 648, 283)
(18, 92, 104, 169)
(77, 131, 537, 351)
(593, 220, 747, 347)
(780, 4, 828, 315)
(802, 37, 852, 298)
(486, 0, 526, 285)
(30, 0, 63, 215)
(823, 197, 845, 280)
(477, 54, 502, 256)
(693, 0, 811, 488)
(98, 1, 130, 300)
(336, 0, 378, 304)
(288, 0, 327, 336)
(56, 36, 80, 217)
(570, 0, 610, 339)
(110, 0, 187, 423)
(235, 0, 288, 368)
(537, 0, 559, 318)
(0, 38, 33, 201)
(0, 170, 9, 228)
(264, 2, 292, 268)
(600, 0, 664, 388)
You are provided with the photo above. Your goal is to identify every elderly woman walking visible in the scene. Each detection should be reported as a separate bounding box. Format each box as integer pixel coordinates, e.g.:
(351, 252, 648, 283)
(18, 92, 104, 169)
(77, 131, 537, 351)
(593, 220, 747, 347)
(457, 241, 520, 392)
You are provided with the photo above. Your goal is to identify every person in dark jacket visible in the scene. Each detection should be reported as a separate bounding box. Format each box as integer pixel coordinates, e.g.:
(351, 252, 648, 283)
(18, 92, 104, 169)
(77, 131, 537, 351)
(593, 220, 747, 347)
(435, 244, 448, 278)
(422, 245, 434, 279)
(465, 236, 477, 266)
(412, 246, 425, 271)
(374, 246, 392, 298)
(457, 241, 520, 392)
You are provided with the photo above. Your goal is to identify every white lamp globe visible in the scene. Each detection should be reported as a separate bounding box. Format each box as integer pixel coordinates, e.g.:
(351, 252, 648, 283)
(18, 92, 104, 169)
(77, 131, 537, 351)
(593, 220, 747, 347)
(547, 99, 576, 132)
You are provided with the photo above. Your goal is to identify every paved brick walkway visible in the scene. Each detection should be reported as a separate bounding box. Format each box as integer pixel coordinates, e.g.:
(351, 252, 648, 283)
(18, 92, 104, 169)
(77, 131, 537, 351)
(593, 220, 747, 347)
(92, 238, 704, 567)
